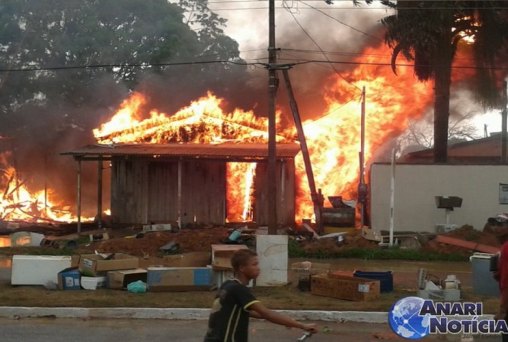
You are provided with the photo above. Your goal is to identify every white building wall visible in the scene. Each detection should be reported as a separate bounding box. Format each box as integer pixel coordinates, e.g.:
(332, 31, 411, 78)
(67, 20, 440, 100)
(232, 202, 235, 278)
(370, 164, 508, 233)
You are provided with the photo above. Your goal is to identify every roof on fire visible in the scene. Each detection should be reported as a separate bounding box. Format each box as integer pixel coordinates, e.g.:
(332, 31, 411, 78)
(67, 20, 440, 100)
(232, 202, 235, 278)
(62, 142, 301, 160)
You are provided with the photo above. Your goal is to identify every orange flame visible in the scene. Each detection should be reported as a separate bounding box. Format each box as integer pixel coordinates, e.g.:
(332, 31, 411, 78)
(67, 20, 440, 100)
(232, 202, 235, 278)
(94, 92, 289, 222)
(94, 44, 437, 223)
(294, 44, 433, 219)
(226, 162, 257, 222)
(0, 152, 85, 223)
(94, 92, 286, 144)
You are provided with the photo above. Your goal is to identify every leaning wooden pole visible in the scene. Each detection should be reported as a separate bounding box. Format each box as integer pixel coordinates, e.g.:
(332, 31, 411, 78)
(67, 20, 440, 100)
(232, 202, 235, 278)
(282, 68, 323, 234)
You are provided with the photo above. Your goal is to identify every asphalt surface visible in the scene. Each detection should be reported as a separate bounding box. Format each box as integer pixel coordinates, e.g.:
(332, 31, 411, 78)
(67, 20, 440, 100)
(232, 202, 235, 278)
(0, 317, 503, 342)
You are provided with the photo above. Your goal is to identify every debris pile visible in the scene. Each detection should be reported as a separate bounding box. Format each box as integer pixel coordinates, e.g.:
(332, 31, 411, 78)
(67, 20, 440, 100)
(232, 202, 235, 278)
(2, 219, 507, 259)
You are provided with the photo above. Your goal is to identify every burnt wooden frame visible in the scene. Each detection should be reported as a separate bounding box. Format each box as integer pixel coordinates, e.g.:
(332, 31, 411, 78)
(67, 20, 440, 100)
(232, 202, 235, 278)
(63, 144, 299, 231)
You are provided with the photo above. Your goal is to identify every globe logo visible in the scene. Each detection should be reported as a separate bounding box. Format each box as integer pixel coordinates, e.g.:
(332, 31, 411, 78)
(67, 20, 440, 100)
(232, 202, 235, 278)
(388, 296, 431, 340)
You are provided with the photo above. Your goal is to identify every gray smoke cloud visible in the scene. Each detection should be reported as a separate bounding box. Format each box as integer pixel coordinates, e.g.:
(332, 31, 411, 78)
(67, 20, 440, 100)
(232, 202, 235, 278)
(213, 1, 392, 119)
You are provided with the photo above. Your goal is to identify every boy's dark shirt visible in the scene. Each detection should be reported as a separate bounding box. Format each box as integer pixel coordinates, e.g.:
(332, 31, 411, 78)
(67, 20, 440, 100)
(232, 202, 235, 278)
(204, 279, 259, 342)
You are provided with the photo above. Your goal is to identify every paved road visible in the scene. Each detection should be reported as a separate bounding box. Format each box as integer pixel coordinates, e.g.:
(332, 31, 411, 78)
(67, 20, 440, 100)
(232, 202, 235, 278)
(1, 317, 503, 342)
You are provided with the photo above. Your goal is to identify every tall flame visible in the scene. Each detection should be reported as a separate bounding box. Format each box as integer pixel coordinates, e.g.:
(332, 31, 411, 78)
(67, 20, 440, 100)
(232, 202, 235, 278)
(94, 44, 437, 222)
(94, 92, 289, 222)
(293, 44, 433, 218)
(94, 92, 285, 144)
(0, 152, 80, 223)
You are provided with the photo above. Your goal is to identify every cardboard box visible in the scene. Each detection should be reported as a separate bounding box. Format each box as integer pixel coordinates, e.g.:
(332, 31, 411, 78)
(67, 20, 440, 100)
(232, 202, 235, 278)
(138, 251, 211, 269)
(147, 267, 213, 291)
(211, 244, 248, 271)
(79, 253, 139, 276)
(311, 273, 380, 301)
(57, 267, 81, 290)
(290, 262, 331, 291)
(71, 255, 80, 268)
(107, 269, 147, 289)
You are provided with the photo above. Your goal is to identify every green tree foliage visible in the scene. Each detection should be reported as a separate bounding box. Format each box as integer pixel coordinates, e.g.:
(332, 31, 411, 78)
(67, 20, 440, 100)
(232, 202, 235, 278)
(179, 0, 241, 61)
(380, 1, 508, 162)
(0, 0, 244, 202)
(0, 0, 242, 118)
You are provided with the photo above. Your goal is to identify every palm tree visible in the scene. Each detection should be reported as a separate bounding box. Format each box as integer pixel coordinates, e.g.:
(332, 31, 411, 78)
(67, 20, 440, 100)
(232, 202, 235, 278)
(381, 1, 508, 162)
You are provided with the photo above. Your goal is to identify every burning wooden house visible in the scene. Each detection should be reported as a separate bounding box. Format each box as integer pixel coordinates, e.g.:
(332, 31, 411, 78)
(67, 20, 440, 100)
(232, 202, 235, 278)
(62, 142, 300, 227)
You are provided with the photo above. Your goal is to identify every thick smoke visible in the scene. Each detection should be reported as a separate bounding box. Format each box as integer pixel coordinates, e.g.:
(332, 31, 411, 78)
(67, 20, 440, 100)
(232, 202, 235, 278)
(4, 1, 504, 219)
(214, 2, 390, 120)
(1, 72, 129, 217)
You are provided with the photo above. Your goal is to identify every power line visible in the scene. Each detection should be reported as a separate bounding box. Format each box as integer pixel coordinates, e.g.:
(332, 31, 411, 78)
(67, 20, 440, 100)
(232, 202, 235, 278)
(0, 60, 260, 73)
(208, 0, 508, 2)
(291, 59, 508, 70)
(2, 58, 508, 74)
(299, 1, 384, 42)
(211, 6, 508, 9)
(283, 2, 363, 92)
(279, 47, 483, 63)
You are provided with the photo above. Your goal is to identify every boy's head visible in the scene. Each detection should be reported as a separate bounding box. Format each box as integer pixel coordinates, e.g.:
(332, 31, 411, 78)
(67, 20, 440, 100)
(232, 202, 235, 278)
(231, 249, 260, 280)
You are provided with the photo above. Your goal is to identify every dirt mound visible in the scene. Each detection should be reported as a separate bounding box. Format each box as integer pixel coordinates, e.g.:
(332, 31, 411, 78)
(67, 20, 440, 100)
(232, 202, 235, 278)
(4, 220, 504, 258)
(298, 230, 379, 255)
(93, 227, 231, 257)
(421, 225, 501, 256)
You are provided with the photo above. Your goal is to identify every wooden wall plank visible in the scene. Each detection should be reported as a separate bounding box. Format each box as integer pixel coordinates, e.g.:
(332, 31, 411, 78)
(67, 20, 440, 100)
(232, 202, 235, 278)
(111, 157, 293, 226)
(254, 159, 295, 226)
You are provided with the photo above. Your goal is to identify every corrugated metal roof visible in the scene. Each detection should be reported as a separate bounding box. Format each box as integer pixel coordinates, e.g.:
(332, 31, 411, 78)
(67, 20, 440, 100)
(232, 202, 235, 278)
(62, 143, 301, 159)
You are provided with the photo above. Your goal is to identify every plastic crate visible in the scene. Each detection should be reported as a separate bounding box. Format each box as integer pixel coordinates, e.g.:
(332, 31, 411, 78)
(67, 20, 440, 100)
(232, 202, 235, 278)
(353, 270, 393, 293)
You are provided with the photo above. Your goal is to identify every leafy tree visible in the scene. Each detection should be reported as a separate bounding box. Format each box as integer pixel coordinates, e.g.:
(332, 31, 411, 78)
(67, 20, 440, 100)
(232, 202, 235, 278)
(0, 0, 244, 203)
(0, 0, 242, 117)
(380, 1, 508, 163)
(178, 0, 241, 61)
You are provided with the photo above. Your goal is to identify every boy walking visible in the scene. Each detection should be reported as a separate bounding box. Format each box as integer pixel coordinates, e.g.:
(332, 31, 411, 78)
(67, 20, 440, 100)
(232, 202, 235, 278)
(204, 249, 317, 342)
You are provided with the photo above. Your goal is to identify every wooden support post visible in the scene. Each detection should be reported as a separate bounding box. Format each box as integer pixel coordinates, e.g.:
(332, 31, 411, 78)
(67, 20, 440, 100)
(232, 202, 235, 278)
(177, 159, 182, 229)
(76, 158, 82, 234)
(97, 156, 103, 229)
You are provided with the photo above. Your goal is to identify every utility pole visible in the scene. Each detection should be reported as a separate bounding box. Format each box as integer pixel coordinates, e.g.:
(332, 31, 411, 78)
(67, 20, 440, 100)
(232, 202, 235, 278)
(267, 0, 278, 234)
(358, 87, 368, 227)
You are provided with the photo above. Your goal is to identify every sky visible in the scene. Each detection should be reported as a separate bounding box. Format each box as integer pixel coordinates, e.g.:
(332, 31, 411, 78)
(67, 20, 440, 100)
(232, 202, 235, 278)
(207, 0, 507, 138)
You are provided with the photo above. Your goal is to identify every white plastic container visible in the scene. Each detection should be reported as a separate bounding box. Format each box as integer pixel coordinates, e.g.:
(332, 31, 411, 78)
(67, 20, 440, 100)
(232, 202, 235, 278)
(80, 276, 107, 290)
(470, 253, 499, 296)
(11, 255, 72, 286)
(255, 235, 288, 286)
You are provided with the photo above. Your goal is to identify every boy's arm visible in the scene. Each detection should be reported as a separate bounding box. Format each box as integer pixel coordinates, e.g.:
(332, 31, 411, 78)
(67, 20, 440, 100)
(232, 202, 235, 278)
(248, 302, 317, 333)
(249, 310, 263, 319)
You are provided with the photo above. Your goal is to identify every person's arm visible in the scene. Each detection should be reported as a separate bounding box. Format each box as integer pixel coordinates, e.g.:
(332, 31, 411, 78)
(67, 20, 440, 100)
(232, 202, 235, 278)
(248, 302, 318, 333)
(249, 310, 263, 319)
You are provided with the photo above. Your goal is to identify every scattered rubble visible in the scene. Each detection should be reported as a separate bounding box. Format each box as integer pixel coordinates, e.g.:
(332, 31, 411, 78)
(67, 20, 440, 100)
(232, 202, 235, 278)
(2, 220, 508, 258)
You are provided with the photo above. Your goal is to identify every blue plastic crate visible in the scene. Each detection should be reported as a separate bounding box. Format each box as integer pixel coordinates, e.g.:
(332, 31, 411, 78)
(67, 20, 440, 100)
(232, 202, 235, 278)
(353, 270, 393, 293)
